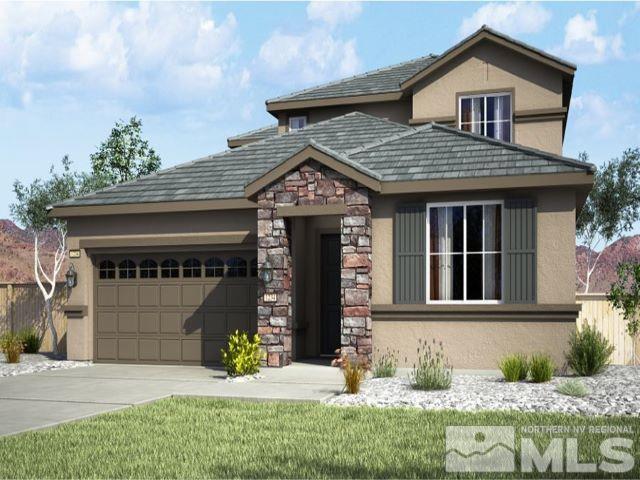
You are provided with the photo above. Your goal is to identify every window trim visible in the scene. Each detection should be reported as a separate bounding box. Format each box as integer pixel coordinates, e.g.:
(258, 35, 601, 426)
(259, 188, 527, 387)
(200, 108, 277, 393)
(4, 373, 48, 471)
(458, 91, 513, 142)
(426, 200, 504, 305)
(288, 115, 307, 131)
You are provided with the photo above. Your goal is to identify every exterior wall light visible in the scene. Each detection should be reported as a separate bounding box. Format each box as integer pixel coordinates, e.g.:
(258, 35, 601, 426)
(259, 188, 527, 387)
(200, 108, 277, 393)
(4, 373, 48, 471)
(258, 257, 273, 285)
(65, 263, 77, 289)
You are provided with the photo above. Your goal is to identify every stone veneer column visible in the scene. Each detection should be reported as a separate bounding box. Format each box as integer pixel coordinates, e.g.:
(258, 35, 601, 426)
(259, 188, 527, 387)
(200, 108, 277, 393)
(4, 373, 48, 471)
(340, 188, 372, 363)
(256, 160, 372, 366)
(257, 187, 293, 367)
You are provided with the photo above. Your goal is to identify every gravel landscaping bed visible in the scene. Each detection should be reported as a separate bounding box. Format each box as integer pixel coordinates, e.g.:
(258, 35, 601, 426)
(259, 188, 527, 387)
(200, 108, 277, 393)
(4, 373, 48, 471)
(326, 366, 640, 416)
(0, 354, 91, 377)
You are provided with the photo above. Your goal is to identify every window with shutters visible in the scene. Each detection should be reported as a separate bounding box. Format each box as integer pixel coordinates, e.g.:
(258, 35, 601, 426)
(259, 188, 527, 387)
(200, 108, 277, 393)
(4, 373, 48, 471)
(427, 201, 503, 303)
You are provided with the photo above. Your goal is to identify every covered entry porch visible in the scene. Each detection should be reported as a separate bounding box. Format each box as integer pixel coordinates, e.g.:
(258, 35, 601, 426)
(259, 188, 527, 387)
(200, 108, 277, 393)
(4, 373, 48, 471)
(247, 145, 379, 367)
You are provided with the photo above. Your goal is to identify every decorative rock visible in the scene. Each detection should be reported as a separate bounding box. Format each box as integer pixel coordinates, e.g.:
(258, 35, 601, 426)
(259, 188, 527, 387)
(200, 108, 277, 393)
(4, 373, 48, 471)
(0, 354, 91, 377)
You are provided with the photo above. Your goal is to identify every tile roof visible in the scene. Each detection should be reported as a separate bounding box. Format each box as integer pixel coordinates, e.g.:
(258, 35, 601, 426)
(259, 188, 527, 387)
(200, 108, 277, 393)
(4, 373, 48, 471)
(266, 55, 438, 104)
(56, 112, 593, 209)
(227, 124, 278, 143)
(266, 26, 575, 106)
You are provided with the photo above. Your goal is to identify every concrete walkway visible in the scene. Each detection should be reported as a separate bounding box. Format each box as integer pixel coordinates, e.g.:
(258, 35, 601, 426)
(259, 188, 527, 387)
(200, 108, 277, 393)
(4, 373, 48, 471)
(0, 362, 343, 437)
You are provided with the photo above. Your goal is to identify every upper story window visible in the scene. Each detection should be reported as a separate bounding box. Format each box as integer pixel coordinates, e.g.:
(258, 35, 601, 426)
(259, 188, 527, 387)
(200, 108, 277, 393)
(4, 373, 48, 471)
(427, 201, 502, 303)
(459, 93, 511, 142)
(289, 116, 307, 131)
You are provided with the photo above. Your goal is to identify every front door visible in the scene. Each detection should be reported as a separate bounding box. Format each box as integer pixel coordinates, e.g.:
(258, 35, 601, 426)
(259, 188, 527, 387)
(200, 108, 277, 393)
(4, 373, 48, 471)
(320, 234, 341, 355)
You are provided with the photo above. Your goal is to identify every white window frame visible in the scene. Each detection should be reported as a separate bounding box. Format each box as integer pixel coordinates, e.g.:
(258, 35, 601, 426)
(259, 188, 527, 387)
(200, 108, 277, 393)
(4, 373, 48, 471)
(458, 92, 512, 142)
(426, 200, 504, 304)
(289, 115, 307, 131)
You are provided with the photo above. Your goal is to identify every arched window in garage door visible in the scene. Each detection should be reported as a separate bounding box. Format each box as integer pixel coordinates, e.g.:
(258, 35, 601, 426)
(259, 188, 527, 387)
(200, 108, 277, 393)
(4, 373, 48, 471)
(226, 257, 247, 278)
(99, 260, 115, 280)
(204, 257, 224, 278)
(183, 258, 202, 278)
(161, 259, 180, 278)
(140, 259, 158, 279)
(118, 259, 137, 279)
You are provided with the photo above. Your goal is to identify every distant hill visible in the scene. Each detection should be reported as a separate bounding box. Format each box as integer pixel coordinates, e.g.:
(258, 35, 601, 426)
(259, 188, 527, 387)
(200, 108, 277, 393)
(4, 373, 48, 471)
(0, 218, 638, 289)
(576, 235, 640, 294)
(0, 220, 67, 283)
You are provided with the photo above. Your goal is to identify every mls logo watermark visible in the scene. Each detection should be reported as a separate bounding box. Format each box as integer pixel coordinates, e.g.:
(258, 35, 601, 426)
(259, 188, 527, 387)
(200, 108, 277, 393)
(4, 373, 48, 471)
(446, 426, 635, 474)
(446, 427, 515, 472)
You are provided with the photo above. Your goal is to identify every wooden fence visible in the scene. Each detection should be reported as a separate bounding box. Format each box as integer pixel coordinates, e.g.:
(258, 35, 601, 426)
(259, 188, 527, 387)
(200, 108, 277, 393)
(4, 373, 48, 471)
(577, 293, 638, 365)
(0, 282, 68, 353)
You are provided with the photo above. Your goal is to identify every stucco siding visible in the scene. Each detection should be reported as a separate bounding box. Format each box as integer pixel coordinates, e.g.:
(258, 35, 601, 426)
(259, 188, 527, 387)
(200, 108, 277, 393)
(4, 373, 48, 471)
(411, 41, 564, 154)
(372, 318, 574, 369)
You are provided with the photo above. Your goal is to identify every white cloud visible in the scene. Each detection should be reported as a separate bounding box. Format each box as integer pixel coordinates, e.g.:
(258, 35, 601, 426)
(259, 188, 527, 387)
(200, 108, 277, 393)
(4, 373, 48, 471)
(0, 2, 243, 109)
(552, 11, 624, 64)
(257, 28, 361, 87)
(570, 92, 636, 140)
(306, 1, 362, 28)
(458, 2, 551, 38)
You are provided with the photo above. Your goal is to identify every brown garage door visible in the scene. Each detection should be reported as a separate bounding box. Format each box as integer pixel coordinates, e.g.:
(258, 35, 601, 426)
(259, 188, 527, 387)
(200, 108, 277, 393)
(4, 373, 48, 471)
(94, 252, 257, 365)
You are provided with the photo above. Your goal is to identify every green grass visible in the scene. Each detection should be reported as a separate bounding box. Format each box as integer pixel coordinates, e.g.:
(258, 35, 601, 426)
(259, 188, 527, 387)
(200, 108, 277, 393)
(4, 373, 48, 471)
(0, 398, 638, 479)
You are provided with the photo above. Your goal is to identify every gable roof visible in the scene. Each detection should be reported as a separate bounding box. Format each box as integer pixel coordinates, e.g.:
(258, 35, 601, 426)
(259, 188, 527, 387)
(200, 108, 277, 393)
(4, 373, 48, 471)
(266, 26, 575, 112)
(54, 112, 594, 213)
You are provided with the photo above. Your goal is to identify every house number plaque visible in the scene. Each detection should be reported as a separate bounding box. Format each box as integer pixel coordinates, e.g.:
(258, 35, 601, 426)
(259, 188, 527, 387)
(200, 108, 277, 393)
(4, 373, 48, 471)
(263, 293, 277, 303)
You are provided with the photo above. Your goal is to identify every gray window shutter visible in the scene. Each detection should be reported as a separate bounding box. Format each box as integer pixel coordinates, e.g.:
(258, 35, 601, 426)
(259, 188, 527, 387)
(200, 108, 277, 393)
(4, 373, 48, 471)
(504, 198, 536, 303)
(394, 204, 426, 304)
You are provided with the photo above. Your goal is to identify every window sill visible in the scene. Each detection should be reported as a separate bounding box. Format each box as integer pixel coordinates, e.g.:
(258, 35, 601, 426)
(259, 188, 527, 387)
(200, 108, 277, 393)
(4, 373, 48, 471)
(372, 303, 580, 321)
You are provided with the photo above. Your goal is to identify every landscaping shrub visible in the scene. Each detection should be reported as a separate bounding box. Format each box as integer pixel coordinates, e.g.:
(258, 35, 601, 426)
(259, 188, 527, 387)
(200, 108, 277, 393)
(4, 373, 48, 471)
(410, 339, 452, 391)
(528, 353, 555, 383)
(566, 324, 614, 376)
(220, 330, 263, 376)
(499, 353, 529, 382)
(556, 379, 589, 398)
(342, 356, 368, 394)
(0, 332, 24, 363)
(18, 327, 41, 354)
(373, 348, 398, 378)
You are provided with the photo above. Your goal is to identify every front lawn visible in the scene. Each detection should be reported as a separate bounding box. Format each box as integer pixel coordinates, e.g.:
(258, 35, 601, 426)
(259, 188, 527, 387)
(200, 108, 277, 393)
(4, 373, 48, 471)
(0, 398, 637, 479)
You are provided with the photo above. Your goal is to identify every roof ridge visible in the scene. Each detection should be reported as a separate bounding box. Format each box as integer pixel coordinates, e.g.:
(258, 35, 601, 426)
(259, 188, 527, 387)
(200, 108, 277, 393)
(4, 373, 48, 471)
(429, 123, 595, 171)
(266, 54, 438, 104)
(345, 124, 431, 156)
(306, 140, 382, 180)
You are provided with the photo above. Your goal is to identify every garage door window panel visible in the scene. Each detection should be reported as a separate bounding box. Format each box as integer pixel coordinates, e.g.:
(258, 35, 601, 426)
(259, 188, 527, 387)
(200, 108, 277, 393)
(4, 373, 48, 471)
(183, 258, 202, 278)
(140, 259, 158, 279)
(99, 260, 115, 280)
(118, 259, 137, 279)
(161, 259, 180, 278)
(205, 257, 224, 278)
(226, 257, 247, 277)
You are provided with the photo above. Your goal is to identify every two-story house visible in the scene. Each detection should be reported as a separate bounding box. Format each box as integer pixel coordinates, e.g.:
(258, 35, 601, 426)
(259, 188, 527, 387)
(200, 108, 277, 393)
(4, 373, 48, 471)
(54, 27, 594, 369)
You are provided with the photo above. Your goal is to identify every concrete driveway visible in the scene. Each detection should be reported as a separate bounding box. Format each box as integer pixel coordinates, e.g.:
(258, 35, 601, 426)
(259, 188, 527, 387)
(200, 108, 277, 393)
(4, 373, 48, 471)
(0, 362, 343, 437)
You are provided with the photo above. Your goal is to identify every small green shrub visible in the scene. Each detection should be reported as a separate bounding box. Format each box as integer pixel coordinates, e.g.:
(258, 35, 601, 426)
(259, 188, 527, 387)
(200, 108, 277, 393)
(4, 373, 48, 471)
(528, 353, 555, 383)
(410, 339, 452, 391)
(556, 379, 589, 398)
(499, 353, 529, 382)
(342, 356, 368, 394)
(221, 330, 263, 376)
(566, 324, 614, 376)
(373, 348, 398, 378)
(0, 332, 24, 363)
(18, 327, 41, 354)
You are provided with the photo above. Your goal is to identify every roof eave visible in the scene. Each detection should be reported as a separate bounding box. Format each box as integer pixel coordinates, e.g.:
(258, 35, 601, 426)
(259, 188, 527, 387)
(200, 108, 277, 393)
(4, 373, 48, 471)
(265, 91, 404, 113)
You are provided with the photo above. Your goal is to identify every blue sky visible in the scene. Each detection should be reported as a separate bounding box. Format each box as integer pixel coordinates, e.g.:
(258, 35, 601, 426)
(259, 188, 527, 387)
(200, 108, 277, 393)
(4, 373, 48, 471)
(1, 1, 639, 223)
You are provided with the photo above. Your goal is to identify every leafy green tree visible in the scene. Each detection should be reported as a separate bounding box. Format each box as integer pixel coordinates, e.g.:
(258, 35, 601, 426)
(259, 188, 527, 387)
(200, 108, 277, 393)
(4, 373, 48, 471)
(577, 148, 640, 292)
(90, 116, 161, 184)
(10, 157, 99, 355)
(608, 262, 640, 365)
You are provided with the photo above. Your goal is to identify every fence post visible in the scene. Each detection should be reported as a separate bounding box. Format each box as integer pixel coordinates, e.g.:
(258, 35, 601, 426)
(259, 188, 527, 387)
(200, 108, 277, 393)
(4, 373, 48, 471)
(7, 283, 14, 333)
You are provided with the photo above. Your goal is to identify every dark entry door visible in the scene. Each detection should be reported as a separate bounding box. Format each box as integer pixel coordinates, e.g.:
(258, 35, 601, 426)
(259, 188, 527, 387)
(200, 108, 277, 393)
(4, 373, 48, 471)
(321, 234, 341, 355)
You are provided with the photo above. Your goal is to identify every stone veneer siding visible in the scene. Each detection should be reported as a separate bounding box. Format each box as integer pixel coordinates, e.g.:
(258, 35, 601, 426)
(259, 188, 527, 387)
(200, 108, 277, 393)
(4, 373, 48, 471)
(256, 160, 372, 367)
